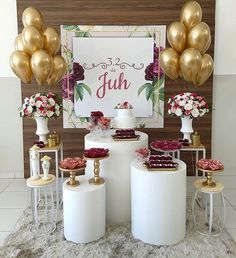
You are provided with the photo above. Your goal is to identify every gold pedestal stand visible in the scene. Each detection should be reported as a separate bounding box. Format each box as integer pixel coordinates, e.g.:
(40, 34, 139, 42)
(59, 167, 86, 187)
(84, 155, 109, 185)
(196, 165, 223, 187)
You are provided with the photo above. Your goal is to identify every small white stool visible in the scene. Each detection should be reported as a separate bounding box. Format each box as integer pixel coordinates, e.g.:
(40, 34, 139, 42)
(63, 175, 105, 243)
(27, 174, 56, 234)
(192, 179, 226, 236)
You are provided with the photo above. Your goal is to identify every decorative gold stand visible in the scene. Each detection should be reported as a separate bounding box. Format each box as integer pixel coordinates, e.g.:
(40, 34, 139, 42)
(196, 165, 223, 187)
(59, 167, 86, 187)
(84, 155, 109, 185)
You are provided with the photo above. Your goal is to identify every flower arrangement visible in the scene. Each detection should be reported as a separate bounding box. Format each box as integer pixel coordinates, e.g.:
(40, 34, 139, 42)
(115, 101, 133, 109)
(167, 92, 209, 118)
(135, 147, 150, 161)
(97, 117, 111, 130)
(19, 92, 61, 118)
(60, 157, 87, 169)
(197, 159, 224, 171)
(90, 111, 104, 126)
(84, 148, 109, 158)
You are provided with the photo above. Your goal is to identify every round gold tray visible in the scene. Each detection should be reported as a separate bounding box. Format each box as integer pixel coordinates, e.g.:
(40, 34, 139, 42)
(196, 165, 224, 187)
(59, 166, 86, 187)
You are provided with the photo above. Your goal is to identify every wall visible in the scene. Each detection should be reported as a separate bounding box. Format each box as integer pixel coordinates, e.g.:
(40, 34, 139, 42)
(0, 0, 24, 178)
(212, 0, 236, 173)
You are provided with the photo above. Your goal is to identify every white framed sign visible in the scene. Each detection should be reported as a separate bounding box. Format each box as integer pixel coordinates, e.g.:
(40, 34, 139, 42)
(61, 25, 166, 128)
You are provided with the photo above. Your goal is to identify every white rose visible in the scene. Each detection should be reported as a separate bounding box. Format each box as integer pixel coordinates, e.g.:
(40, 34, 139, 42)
(55, 104, 60, 110)
(179, 100, 186, 106)
(49, 98, 55, 106)
(35, 93, 40, 98)
(47, 111, 54, 118)
(199, 109, 206, 117)
(27, 106, 33, 113)
(168, 109, 172, 114)
(55, 110, 60, 116)
(191, 109, 199, 118)
(184, 103, 193, 110)
(175, 108, 183, 116)
(36, 101, 42, 108)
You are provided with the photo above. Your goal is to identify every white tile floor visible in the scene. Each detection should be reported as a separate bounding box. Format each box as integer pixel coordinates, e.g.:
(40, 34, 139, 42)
(0, 175, 236, 246)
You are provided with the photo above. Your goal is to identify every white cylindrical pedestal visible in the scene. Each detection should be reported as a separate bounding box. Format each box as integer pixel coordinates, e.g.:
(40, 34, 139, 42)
(85, 130, 148, 224)
(131, 159, 186, 245)
(63, 175, 105, 243)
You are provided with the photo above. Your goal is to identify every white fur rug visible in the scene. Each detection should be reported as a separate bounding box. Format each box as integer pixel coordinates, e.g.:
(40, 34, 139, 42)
(0, 199, 236, 258)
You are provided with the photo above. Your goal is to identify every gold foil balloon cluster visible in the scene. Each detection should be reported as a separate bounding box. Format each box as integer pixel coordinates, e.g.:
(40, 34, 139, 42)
(9, 7, 67, 86)
(160, 1, 214, 86)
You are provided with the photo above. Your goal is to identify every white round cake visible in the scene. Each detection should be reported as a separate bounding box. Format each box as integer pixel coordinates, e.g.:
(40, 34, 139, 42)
(114, 109, 136, 129)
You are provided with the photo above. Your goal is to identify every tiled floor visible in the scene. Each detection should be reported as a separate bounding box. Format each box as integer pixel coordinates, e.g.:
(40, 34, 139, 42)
(0, 175, 236, 246)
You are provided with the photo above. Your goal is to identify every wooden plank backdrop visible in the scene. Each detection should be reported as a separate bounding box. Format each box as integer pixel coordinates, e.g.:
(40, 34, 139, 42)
(17, 0, 215, 177)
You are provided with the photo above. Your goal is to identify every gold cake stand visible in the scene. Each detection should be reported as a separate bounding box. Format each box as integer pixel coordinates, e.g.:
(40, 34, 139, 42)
(59, 166, 86, 187)
(84, 155, 109, 185)
(196, 165, 224, 187)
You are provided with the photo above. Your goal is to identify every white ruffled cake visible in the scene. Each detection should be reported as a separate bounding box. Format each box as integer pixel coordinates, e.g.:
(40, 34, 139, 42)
(114, 102, 136, 129)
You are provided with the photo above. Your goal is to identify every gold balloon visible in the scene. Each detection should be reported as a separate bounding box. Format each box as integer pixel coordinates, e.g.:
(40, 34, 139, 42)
(22, 25, 43, 56)
(180, 1, 202, 30)
(43, 27, 60, 56)
(188, 22, 211, 54)
(193, 54, 214, 86)
(22, 7, 43, 30)
(167, 22, 187, 54)
(160, 48, 180, 80)
(179, 48, 202, 82)
(31, 50, 53, 85)
(14, 34, 25, 51)
(47, 56, 67, 86)
(9, 50, 32, 83)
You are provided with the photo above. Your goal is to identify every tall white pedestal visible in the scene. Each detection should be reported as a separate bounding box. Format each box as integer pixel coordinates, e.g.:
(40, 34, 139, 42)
(131, 159, 186, 245)
(85, 130, 148, 223)
(63, 175, 105, 243)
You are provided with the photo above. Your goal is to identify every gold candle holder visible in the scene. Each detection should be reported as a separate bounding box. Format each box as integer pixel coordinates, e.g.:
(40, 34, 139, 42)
(192, 131, 201, 146)
(53, 131, 60, 145)
(59, 166, 86, 187)
(48, 134, 56, 147)
(196, 165, 223, 188)
(84, 155, 109, 185)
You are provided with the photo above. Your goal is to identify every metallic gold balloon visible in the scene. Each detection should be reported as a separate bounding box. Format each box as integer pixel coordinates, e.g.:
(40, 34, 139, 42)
(22, 25, 43, 56)
(9, 50, 32, 83)
(179, 48, 202, 82)
(22, 7, 43, 30)
(193, 54, 214, 86)
(167, 22, 187, 54)
(47, 56, 67, 86)
(180, 1, 202, 30)
(160, 48, 180, 80)
(43, 27, 60, 56)
(188, 22, 211, 54)
(14, 34, 25, 51)
(30, 50, 53, 85)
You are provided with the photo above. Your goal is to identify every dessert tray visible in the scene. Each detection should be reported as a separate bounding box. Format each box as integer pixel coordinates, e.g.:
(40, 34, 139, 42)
(143, 154, 179, 171)
(112, 135, 140, 141)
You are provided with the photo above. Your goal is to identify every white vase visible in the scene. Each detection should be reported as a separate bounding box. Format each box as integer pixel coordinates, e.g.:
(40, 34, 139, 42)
(30, 148, 40, 180)
(35, 117, 49, 144)
(42, 159, 50, 180)
(180, 116, 194, 143)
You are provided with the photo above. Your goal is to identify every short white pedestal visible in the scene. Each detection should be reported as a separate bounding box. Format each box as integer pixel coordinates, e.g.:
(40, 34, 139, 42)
(63, 175, 105, 243)
(131, 159, 186, 245)
(85, 130, 148, 223)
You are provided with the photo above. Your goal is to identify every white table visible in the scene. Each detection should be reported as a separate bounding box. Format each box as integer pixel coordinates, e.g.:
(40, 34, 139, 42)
(29, 143, 64, 210)
(85, 130, 148, 223)
(27, 174, 56, 233)
(180, 144, 206, 177)
(131, 159, 186, 245)
(63, 175, 105, 243)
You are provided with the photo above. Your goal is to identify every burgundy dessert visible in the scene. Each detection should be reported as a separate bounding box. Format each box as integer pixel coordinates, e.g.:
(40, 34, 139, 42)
(84, 148, 109, 158)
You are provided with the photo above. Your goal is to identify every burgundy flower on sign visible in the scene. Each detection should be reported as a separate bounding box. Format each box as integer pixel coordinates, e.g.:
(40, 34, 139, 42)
(145, 45, 164, 81)
(62, 62, 85, 102)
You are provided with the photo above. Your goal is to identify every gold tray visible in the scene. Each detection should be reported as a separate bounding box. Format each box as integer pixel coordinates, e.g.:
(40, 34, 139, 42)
(112, 135, 140, 141)
(144, 163, 178, 171)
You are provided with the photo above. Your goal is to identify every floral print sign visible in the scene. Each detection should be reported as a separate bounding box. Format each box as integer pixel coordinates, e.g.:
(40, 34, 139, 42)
(61, 25, 166, 128)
